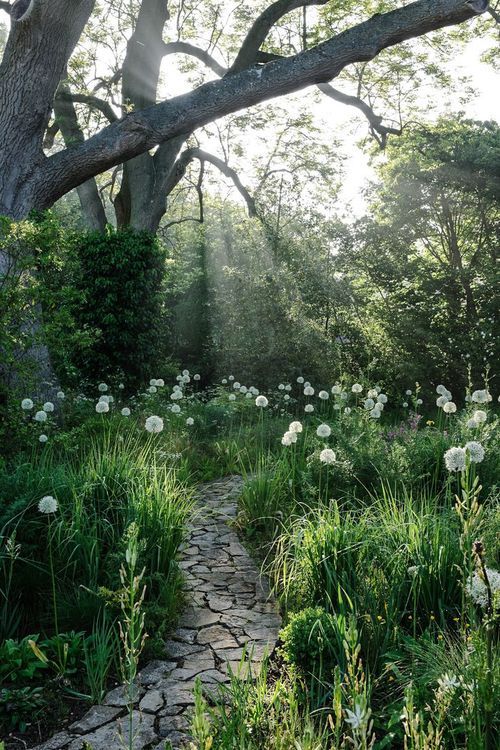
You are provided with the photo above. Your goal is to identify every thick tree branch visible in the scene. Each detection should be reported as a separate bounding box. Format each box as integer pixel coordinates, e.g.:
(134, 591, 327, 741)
(37, 0, 488, 208)
(0, 1, 11, 15)
(56, 91, 118, 123)
(318, 83, 402, 147)
(228, 0, 330, 74)
(162, 41, 227, 77)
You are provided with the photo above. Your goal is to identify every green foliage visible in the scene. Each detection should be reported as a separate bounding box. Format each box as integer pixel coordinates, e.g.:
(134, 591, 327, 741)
(280, 607, 347, 677)
(73, 227, 168, 389)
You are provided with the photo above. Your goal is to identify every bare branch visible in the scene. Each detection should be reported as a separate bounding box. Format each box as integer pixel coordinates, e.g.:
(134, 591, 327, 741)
(318, 83, 402, 148)
(228, 0, 329, 74)
(162, 41, 228, 77)
(56, 91, 119, 123)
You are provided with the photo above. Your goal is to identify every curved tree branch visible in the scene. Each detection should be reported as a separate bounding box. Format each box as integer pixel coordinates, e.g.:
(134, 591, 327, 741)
(162, 41, 227, 77)
(228, 0, 330, 74)
(56, 91, 118, 123)
(35, 0, 488, 210)
(317, 83, 402, 147)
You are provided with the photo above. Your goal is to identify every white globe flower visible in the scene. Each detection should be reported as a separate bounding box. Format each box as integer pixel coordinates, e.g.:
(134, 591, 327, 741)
(171, 391, 183, 401)
(281, 430, 297, 446)
(99, 395, 110, 403)
(150, 379, 158, 386)
(182, 375, 191, 384)
(304, 386, 314, 396)
(473, 410, 487, 424)
(304, 404, 314, 413)
(34, 410, 47, 422)
(233, 382, 241, 390)
(351, 383, 362, 394)
(370, 407, 381, 419)
(222, 378, 228, 385)
(39, 434, 48, 443)
(228, 375, 234, 381)
(121, 407, 131, 416)
(377, 394, 388, 404)
(284, 394, 290, 401)
(367, 388, 378, 399)
(466, 567, 500, 608)
(289, 421, 303, 433)
(278, 384, 285, 391)
(465, 441, 485, 463)
(173, 384, 182, 392)
(98, 383, 108, 392)
(444, 446, 466, 472)
(96, 401, 109, 413)
(403, 402, 408, 408)
(38, 495, 58, 514)
(316, 423, 332, 438)
(297, 376, 304, 384)
(170, 403, 181, 413)
(156, 379, 165, 387)
(344, 407, 351, 415)
(340, 392, 348, 400)
(56, 391, 65, 400)
(118, 383, 125, 389)
(436, 395, 450, 408)
(405, 389, 412, 396)
(333, 404, 341, 410)
(364, 398, 375, 410)
(304, 381, 311, 388)
(43, 402, 54, 413)
(255, 395, 268, 408)
(193, 374, 200, 381)
(331, 385, 341, 395)
(21, 398, 34, 410)
(319, 390, 329, 400)
(229, 394, 236, 401)
(145, 415, 164, 433)
(148, 385, 158, 394)
(467, 418, 478, 429)
(471, 389, 491, 404)
(436, 384, 447, 395)
(176, 374, 183, 381)
(416, 398, 423, 405)
(239, 385, 248, 394)
(186, 417, 194, 426)
(182, 369, 190, 377)
(285, 384, 292, 392)
(319, 448, 336, 465)
(443, 401, 457, 414)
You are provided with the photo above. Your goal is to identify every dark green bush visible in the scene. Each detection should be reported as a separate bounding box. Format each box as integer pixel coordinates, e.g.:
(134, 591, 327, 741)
(280, 606, 347, 676)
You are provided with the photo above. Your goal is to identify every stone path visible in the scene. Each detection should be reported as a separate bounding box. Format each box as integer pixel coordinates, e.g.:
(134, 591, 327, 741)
(31, 476, 281, 750)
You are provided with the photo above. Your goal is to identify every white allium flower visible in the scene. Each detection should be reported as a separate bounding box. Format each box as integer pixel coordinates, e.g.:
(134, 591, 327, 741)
(56, 391, 65, 400)
(405, 390, 412, 396)
(145, 415, 164, 433)
(333, 404, 341, 410)
(444, 446, 466, 472)
(246, 392, 252, 399)
(281, 433, 293, 446)
(473, 410, 487, 424)
(436, 395, 450, 408)
(173, 384, 182, 392)
(228, 375, 234, 381)
(340, 391, 348, 400)
(304, 404, 314, 413)
(351, 383, 362, 394)
(370, 407, 381, 419)
(465, 441, 485, 463)
(99, 395, 110, 403)
(467, 418, 478, 429)
(331, 385, 341, 395)
(182, 369, 190, 377)
(304, 381, 311, 388)
(96, 401, 109, 413)
(363, 398, 375, 410)
(182, 375, 191, 384)
(289, 421, 303, 433)
(471, 389, 491, 404)
(304, 386, 314, 396)
(319, 390, 329, 400)
(176, 374, 183, 381)
(278, 383, 285, 391)
(284, 394, 290, 401)
(403, 402, 408, 408)
(148, 385, 158, 394)
(193, 374, 200, 381)
(366, 388, 377, 399)
(43, 402, 55, 413)
(319, 448, 336, 465)
(21, 398, 34, 410)
(466, 567, 500, 608)
(297, 376, 304, 384)
(284, 430, 298, 444)
(416, 398, 423, 405)
(186, 417, 194, 426)
(285, 384, 292, 392)
(150, 379, 158, 386)
(436, 384, 447, 395)
(156, 379, 164, 387)
(443, 401, 457, 414)
(39, 434, 48, 443)
(377, 393, 388, 404)
(34, 410, 47, 422)
(229, 394, 236, 402)
(98, 383, 108, 392)
(316, 423, 332, 438)
(121, 408, 131, 417)
(233, 382, 241, 390)
(239, 385, 248, 394)
(170, 391, 183, 400)
(119, 383, 125, 389)
(255, 395, 268, 408)
(38, 495, 58, 514)
(221, 378, 228, 384)
(344, 407, 351, 415)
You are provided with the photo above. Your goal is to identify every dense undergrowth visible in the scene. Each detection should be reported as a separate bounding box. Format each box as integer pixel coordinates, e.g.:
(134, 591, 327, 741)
(0, 373, 499, 748)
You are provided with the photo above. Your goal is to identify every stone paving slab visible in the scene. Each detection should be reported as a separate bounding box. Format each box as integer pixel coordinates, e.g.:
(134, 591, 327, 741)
(29, 476, 281, 750)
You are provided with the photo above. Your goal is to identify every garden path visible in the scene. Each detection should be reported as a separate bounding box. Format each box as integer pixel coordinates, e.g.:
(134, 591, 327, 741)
(31, 475, 281, 750)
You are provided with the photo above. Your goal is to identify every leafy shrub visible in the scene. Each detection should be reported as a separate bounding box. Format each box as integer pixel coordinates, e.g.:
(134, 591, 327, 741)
(280, 607, 347, 676)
